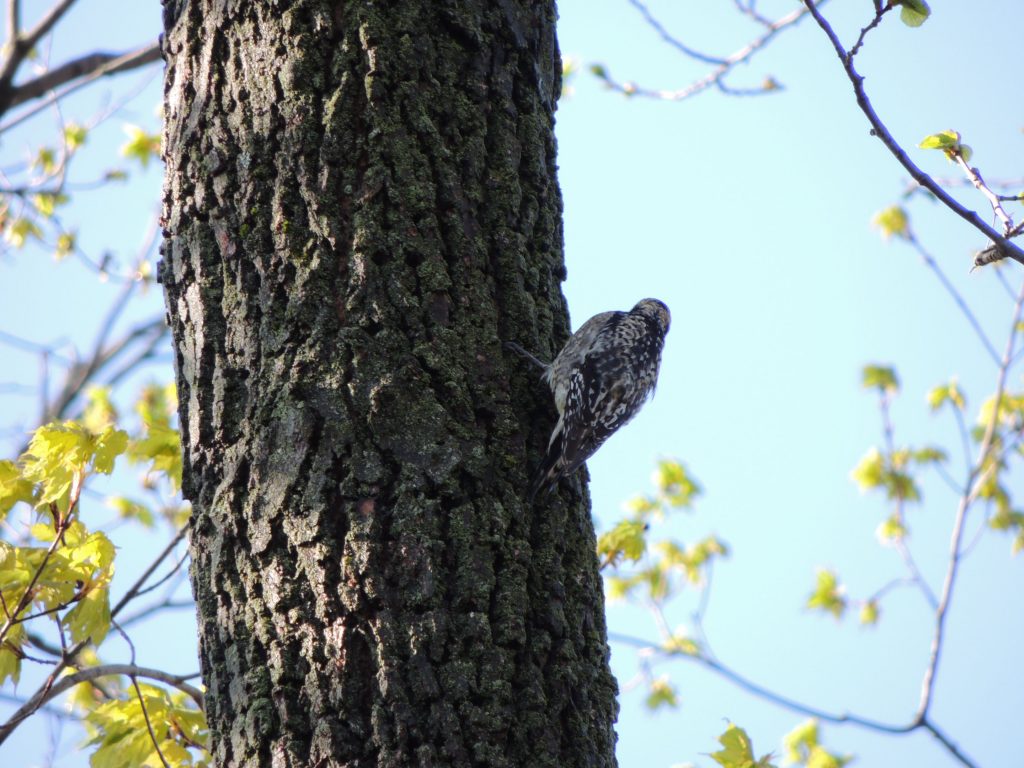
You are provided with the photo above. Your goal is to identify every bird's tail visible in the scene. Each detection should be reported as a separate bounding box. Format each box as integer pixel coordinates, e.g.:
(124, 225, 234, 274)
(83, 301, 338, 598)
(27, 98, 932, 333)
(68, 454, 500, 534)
(528, 429, 565, 504)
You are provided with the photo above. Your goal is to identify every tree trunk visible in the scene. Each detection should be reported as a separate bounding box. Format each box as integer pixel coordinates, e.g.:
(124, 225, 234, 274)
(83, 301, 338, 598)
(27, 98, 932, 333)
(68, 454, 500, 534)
(160, 1, 618, 767)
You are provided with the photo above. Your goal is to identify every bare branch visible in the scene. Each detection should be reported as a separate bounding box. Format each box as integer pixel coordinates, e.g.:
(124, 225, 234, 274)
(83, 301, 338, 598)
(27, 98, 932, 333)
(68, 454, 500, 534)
(596, 2, 825, 102)
(802, 1, 1024, 267)
(877, 388, 939, 609)
(0, 42, 161, 134)
(952, 153, 1016, 236)
(905, 233, 1001, 365)
(627, 0, 727, 66)
(6, 41, 161, 110)
(607, 631, 977, 766)
(110, 525, 189, 619)
(0, 0, 77, 93)
(5, 1, 19, 50)
(0, 663, 204, 745)
(917, 278, 1024, 722)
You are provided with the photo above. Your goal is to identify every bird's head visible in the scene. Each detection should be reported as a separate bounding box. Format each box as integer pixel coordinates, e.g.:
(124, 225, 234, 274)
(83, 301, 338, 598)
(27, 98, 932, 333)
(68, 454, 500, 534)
(632, 298, 671, 335)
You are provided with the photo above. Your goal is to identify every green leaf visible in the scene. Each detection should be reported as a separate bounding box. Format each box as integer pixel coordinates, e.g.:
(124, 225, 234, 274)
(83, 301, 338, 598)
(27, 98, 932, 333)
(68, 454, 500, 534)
(710, 723, 777, 768)
(55, 231, 76, 260)
(806, 569, 846, 619)
(662, 632, 700, 656)
(31, 192, 68, 218)
(0, 460, 34, 517)
(128, 421, 183, 493)
(919, 130, 960, 150)
(107, 496, 156, 528)
(654, 459, 702, 508)
(897, 0, 931, 27)
(644, 676, 678, 710)
(859, 600, 880, 626)
(589, 63, 609, 80)
(33, 146, 57, 173)
(927, 379, 965, 411)
(876, 513, 907, 543)
(83, 386, 118, 433)
(86, 683, 209, 767)
(871, 205, 909, 240)
(93, 427, 129, 474)
(850, 448, 884, 491)
(64, 122, 88, 150)
(21, 422, 129, 505)
(0, 622, 25, 686)
(120, 124, 162, 169)
(784, 718, 852, 767)
(912, 446, 947, 464)
(597, 520, 648, 565)
(5, 217, 42, 248)
(784, 719, 821, 764)
(63, 585, 111, 645)
(861, 365, 899, 393)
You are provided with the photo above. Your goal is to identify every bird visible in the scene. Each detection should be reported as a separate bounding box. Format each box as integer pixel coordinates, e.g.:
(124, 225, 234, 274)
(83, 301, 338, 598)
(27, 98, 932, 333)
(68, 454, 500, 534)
(506, 298, 671, 501)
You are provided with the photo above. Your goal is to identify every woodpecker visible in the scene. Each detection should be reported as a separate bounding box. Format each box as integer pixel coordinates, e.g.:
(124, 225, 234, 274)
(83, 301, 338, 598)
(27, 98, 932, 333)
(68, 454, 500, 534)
(507, 298, 671, 501)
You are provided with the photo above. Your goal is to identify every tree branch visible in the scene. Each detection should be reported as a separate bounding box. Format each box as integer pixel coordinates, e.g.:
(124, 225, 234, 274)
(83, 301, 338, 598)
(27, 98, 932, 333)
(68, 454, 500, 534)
(6, 41, 161, 110)
(802, 1, 1024, 267)
(906, 233, 1001, 366)
(0, 663, 204, 745)
(917, 278, 1024, 721)
(0, 0, 77, 94)
(596, 2, 827, 102)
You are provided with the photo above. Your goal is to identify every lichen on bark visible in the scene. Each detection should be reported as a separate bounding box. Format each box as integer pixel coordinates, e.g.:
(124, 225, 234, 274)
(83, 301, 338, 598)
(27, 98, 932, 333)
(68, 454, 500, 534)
(161, 1, 618, 766)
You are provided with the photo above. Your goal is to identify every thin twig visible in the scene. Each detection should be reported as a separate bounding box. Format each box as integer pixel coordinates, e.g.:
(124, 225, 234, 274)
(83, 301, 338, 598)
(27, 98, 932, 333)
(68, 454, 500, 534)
(597, 2, 825, 102)
(112, 619, 172, 768)
(627, 0, 727, 65)
(907, 233, 1001, 365)
(952, 154, 1016, 236)
(878, 391, 938, 609)
(916, 278, 1024, 721)
(606, 630, 977, 766)
(110, 525, 189, 619)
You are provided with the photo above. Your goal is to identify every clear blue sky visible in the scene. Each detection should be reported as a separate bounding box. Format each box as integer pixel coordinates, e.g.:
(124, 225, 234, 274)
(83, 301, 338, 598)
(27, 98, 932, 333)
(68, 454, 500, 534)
(2, 1, 1022, 766)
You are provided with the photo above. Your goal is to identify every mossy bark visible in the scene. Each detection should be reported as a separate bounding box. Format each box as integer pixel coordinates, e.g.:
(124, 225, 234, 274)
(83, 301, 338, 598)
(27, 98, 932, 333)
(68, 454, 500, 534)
(160, 1, 617, 766)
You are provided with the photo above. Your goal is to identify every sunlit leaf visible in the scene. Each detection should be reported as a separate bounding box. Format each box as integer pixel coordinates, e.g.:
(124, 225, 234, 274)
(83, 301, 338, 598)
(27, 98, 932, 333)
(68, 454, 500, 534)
(64, 123, 88, 151)
(876, 513, 907, 544)
(919, 129, 960, 151)
(597, 520, 647, 565)
(63, 584, 111, 645)
(871, 206, 909, 240)
(0, 460, 34, 517)
(710, 723, 777, 768)
(806, 569, 846, 619)
(5, 217, 42, 248)
(861, 365, 899, 393)
(850, 448, 884, 491)
(120, 124, 162, 169)
(86, 682, 209, 768)
(83, 386, 118, 433)
(662, 632, 700, 656)
(927, 379, 965, 411)
(644, 676, 678, 710)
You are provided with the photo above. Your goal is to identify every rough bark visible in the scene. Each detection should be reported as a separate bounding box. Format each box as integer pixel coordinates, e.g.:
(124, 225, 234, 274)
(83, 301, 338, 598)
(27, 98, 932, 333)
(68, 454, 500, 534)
(160, 1, 617, 766)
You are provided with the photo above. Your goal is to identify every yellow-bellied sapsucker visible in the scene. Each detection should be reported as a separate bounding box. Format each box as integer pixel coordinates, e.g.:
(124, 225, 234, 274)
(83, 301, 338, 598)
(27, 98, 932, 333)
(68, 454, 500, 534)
(508, 298, 671, 501)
